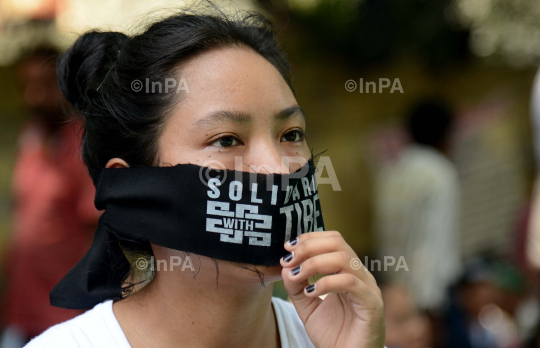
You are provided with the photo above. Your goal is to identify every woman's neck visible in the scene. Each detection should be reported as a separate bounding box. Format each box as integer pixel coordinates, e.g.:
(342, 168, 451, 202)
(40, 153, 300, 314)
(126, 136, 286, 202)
(113, 259, 281, 348)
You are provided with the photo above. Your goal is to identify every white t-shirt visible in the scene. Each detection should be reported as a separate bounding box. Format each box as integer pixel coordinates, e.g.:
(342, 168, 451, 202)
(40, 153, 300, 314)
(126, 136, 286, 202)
(24, 297, 315, 348)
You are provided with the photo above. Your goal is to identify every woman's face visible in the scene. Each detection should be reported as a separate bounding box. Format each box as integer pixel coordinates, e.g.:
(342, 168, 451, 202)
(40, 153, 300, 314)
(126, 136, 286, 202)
(109, 46, 310, 284)
(157, 45, 309, 172)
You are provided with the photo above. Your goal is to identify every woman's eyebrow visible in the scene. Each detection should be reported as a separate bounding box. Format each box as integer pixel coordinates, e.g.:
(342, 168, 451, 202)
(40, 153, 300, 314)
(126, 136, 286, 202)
(276, 106, 305, 121)
(194, 106, 305, 128)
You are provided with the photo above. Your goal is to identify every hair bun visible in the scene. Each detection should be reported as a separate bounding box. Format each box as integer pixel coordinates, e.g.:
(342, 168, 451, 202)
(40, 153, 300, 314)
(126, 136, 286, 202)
(57, 30, 128, 112)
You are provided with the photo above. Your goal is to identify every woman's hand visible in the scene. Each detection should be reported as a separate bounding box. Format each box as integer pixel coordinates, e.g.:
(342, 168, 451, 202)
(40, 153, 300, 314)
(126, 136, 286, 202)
(280, 231, 385, 348)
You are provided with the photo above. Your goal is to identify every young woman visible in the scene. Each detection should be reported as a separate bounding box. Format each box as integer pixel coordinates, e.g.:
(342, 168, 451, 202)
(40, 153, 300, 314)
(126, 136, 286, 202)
(25, 3, 385, 348)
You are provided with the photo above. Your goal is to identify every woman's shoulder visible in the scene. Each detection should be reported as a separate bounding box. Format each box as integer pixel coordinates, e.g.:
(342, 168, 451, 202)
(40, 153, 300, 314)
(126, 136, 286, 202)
(24, 300, 131, 348)
(271, 296, 315, 348)
(23, 323, 91, 348)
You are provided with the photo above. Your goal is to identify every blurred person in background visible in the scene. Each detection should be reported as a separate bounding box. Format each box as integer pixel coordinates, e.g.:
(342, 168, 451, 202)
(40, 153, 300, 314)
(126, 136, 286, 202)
(527, 66, 540, 273)
(382, 283, 432, 348)
(374, 98, 462, 315)
(0, 47, 100, 347)
(443, 255, 526, 348)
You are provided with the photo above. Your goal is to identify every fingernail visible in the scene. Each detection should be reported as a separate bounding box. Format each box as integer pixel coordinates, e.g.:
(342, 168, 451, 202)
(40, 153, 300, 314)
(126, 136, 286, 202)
(282, 251, 294, 263)
(290, 265, 302, 276)
(305, 284, 316, 293)
(289, 238, 298, 246)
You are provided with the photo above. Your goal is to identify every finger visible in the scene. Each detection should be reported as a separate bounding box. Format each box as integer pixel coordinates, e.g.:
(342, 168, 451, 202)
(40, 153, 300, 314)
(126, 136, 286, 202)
(281, 234, 377, 288)
(283, 250, 379, 295)
(305, 273, 383, 312)
(281, 265, 322, 322)
(285, 230, 343, 248)
(284, 232, 352, 259)
(283, 250, 351, 280)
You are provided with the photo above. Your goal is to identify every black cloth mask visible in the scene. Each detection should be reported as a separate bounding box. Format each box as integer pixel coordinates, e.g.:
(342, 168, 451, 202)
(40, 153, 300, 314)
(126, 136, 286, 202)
(50, 156, 325, 309)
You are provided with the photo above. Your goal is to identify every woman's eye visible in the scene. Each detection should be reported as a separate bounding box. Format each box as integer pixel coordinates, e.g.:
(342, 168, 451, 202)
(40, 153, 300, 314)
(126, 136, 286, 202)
(211, 136, 239, 148)
(281, 130, 305, 142)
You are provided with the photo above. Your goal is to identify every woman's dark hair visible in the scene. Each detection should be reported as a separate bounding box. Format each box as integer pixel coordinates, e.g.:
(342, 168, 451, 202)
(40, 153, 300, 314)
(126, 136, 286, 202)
(406, 98, 454, 148)
(57, 1, 293, 294)
(58, 1, 293, 182)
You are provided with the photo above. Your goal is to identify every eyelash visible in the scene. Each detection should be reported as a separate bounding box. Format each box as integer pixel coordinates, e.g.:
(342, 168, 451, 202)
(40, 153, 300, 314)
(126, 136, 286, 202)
(209, 129, 306, 148)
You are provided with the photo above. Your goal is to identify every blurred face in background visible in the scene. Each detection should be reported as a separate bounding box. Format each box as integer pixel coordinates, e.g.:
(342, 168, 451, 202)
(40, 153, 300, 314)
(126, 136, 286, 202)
(17, 54, 64, 124)
(461, 281, 502, 319)
(382, 284, 432, 348)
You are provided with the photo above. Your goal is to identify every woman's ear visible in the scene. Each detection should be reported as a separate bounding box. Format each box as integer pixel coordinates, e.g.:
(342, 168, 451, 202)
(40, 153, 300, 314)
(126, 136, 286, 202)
(105, 158, 130, 169)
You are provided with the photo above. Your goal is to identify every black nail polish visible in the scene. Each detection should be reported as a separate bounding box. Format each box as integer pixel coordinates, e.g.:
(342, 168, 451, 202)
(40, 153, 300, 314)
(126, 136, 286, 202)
(283, 251, 294, 263)
(289, 238, 298, 246)
(290, 265, 302, 276)
(305, 284, 316, 293)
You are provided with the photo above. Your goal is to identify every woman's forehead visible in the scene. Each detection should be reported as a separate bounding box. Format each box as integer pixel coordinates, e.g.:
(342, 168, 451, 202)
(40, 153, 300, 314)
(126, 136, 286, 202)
(175, 46, 297, 121)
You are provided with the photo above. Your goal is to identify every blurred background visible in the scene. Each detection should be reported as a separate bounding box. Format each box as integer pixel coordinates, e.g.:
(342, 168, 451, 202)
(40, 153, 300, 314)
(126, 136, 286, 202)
(1, 0, 540, 347)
